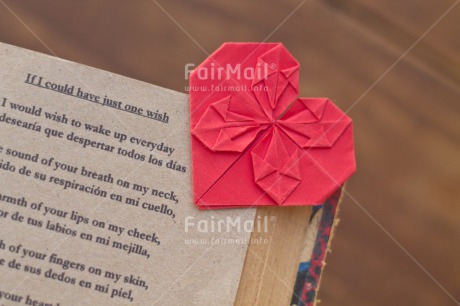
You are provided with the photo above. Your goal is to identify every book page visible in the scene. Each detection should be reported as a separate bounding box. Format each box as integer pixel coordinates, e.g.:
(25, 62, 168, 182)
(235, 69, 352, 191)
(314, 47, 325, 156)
(0, 42, 255, 305)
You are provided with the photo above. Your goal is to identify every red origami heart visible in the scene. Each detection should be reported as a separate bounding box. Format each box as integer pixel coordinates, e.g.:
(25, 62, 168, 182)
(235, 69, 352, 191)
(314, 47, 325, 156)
(190, 43, 355, 209)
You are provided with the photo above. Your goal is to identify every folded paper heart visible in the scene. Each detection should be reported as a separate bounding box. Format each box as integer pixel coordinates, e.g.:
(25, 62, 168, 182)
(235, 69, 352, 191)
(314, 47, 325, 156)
(190, 43, 355, 209)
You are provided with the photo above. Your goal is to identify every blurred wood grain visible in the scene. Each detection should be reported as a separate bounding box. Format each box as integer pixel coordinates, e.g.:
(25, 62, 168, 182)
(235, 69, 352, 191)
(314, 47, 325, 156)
(0, 0, 458, 305)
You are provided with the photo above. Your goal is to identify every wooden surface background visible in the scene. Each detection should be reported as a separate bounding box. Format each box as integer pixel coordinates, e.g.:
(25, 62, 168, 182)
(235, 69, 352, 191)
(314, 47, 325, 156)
(0, 0, 459, 305)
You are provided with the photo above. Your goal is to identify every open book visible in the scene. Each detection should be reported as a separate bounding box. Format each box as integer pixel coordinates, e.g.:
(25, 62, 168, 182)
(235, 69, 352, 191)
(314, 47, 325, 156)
(0, 42, 340, 306)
